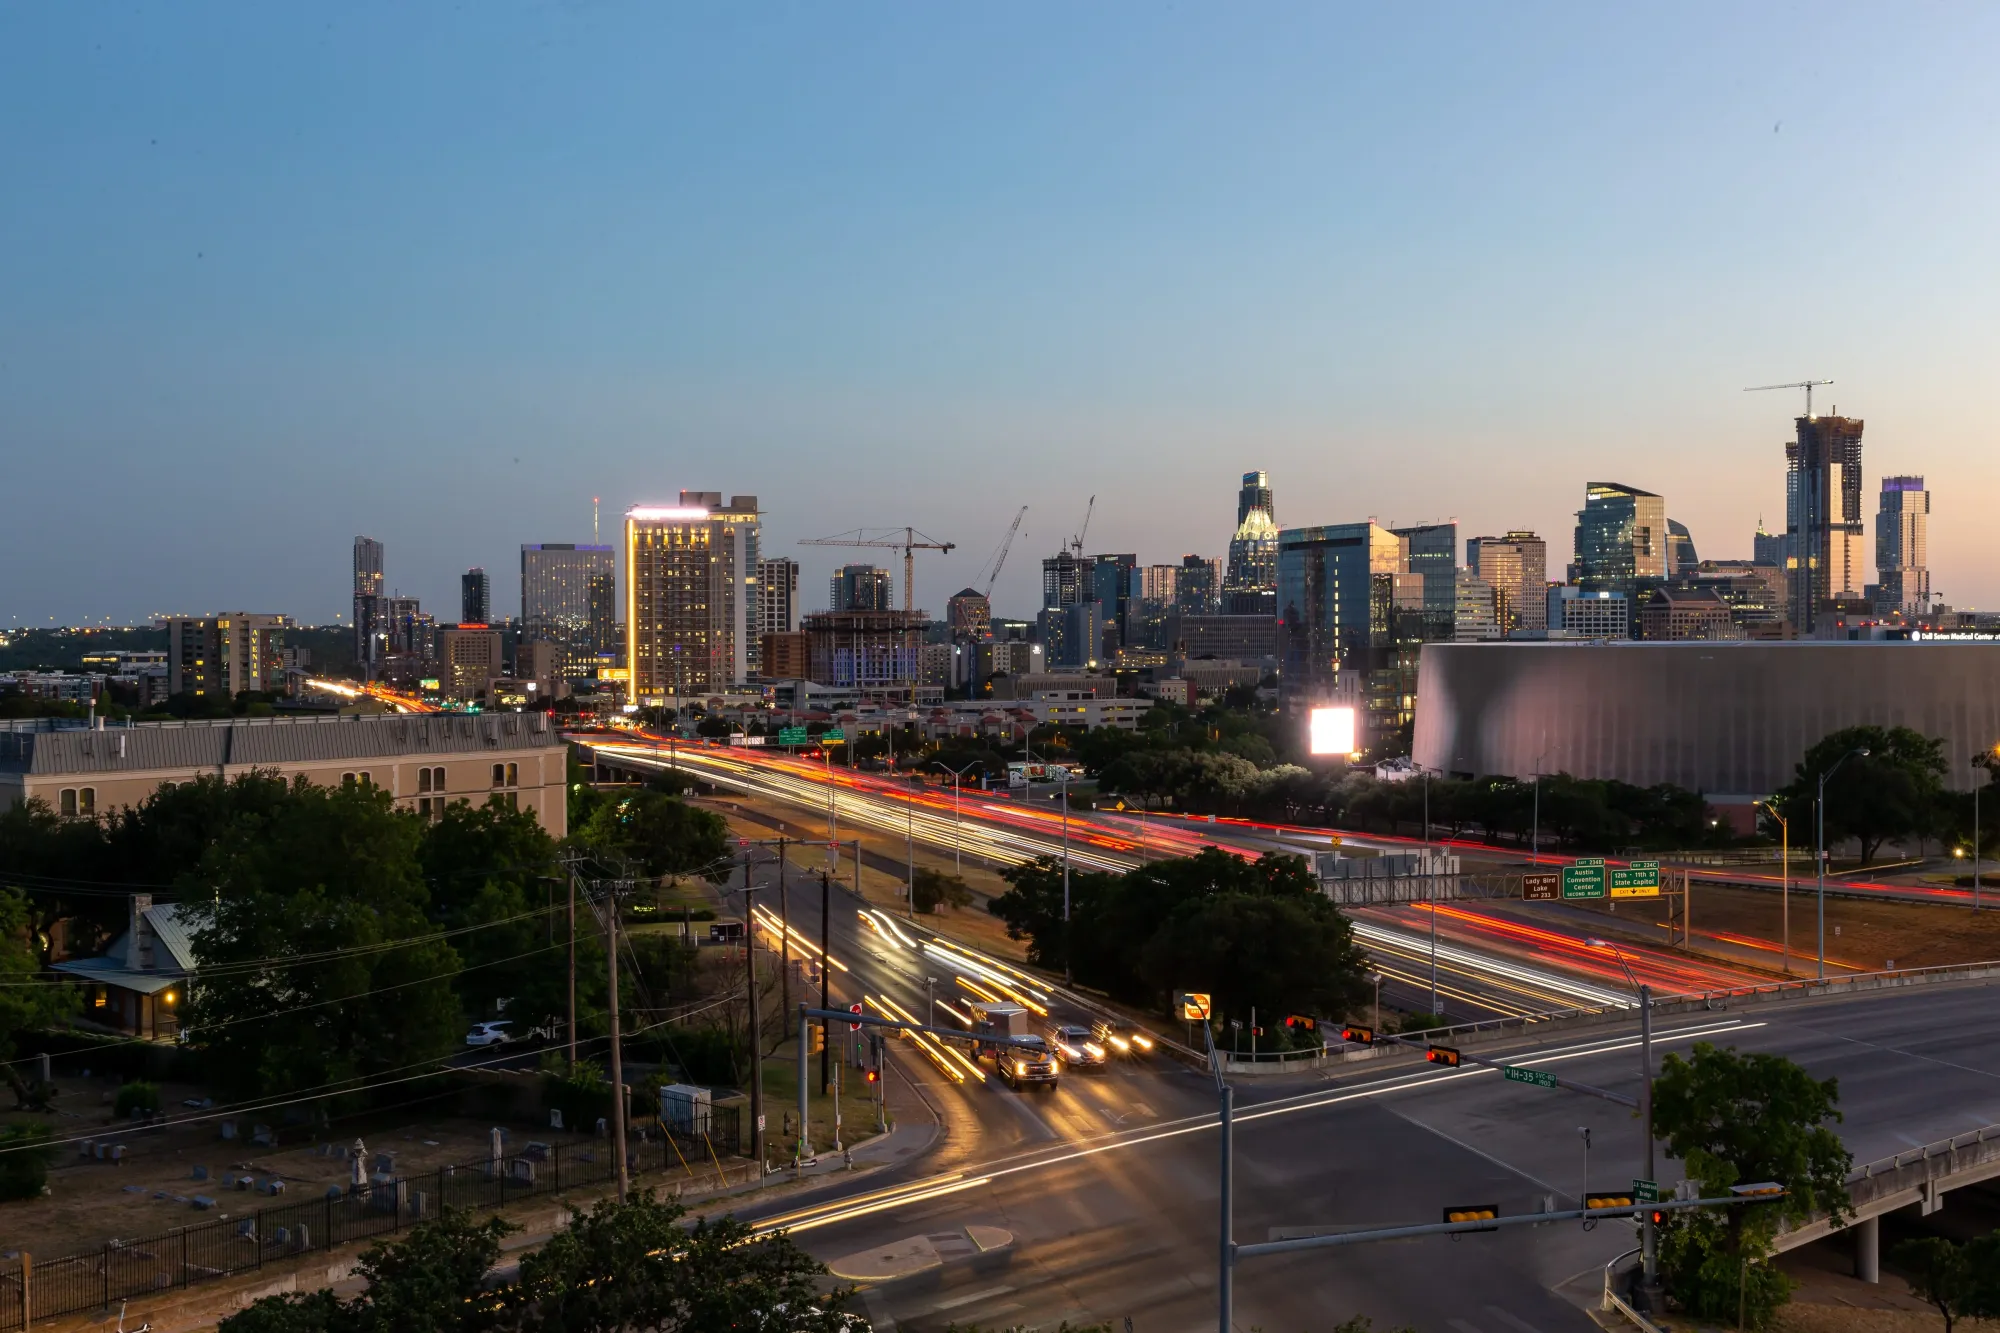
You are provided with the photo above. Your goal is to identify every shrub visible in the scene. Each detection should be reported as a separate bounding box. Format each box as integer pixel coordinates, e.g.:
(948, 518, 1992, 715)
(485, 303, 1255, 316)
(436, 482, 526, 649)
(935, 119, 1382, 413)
(0, 1124, 54, 1200)
(114, 1079, 162, 1118)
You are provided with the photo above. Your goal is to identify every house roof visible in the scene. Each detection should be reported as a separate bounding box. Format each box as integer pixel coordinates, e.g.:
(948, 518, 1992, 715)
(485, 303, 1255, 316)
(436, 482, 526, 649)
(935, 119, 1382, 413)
(51, 957, 182, 996)
(50, 902, 200, 993)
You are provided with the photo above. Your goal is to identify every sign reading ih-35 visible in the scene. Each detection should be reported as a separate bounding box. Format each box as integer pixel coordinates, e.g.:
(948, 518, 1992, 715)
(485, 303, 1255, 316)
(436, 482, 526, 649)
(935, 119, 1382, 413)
(1561, 858, 1606, 900)
(1503, 1066, 1558, 1089)
(1610, 861, 1662, 898)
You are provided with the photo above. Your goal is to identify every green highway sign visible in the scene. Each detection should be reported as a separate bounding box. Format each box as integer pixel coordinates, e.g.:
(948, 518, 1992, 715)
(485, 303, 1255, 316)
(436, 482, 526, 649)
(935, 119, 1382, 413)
(1502, 1066, 1558, 1089)
(776, 726, 810, 746)
(1561, 859, 1606, 900)
(1633, 1179, 1660, 1204)
(821, 728, 845, 743)
(1610, 861, 1661, 898)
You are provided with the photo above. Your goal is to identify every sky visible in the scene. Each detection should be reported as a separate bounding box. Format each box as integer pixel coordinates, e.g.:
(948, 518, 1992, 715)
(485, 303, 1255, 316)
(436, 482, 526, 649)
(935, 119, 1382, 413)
(5, 3, 1999, 627)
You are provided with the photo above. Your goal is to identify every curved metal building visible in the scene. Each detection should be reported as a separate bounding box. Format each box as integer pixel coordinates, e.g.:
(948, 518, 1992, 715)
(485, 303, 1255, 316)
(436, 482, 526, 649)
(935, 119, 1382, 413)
(1412, 641, 2000, 796)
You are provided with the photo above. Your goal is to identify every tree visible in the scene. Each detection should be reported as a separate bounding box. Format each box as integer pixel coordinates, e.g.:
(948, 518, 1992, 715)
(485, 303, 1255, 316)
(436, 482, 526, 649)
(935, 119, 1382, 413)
(1650, 1042, 1851, 1327)
(506, 1191, 853, 1331)
(572, 790, 729, 879)
(221, 1210, 514, 1333)
(0, 885, 74, 1107)
(1893, 1237, 1978, 1333)
(911, 866, 973, 914)
(1776, 725, 1947, 865)
(184, 776, 464, 1102)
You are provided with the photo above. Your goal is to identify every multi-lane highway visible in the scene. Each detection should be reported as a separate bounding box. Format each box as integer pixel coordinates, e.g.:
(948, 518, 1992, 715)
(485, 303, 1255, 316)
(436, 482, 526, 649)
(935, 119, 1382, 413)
(578, 733, 1769, 1024)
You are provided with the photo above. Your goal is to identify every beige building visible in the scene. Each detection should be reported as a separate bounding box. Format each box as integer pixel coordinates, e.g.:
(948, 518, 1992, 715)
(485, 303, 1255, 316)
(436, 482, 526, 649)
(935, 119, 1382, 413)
(166, 613, 291, 700)
(0, 712, 567, 834)
(1465, 532, 1548, 633)
(440, 625, 505, 700)
(626, 494, 761, 702)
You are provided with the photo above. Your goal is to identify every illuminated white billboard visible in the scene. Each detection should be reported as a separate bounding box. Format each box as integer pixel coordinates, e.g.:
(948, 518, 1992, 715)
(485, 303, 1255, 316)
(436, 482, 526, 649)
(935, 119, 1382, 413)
(1308, 706, 1357, 757)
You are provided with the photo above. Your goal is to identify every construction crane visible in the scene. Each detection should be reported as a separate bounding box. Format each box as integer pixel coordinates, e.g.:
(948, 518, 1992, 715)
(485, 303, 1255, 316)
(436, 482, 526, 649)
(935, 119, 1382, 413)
(1745, 379, 1834, 418)
(800, 526, 956, 615)
(1069, 495, 1095, 557)
(979, 506, 1028, 599)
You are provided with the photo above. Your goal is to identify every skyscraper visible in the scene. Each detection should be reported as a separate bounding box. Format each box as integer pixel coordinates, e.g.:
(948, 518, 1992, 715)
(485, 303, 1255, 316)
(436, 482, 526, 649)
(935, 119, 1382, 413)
(1092, 553, 1138, 653)
(586, 572, 617, 659)
(352, 536, 384, 669)
(830, 564, 893, 612)
(1465, 531, 1548, 634)
(1174, 555, 1221, 618)
(757, 557, 801, 636)
(946, 588, 991, 641)
(1276, 520, 1407, 714)
(461, 568, 491, 625)
(1785, 415, 1865, 631)
(1753, 519, 1785, 569)
(1876, 476, 1931, 615)
(625, 494, 761, 702)
(522, 543, 617, 675)
(1572, 482, 1667, 595)
(1041, 550, 1088, 610)
(1666, 520, 1698, 577)
(1223, 471, 1279, 615)
(1391, 522, 1457, 636)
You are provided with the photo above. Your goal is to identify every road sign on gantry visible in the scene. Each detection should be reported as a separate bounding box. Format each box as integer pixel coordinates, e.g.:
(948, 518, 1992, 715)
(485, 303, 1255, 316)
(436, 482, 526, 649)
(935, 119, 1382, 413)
(1179, 992, 1212, 1021)
(1561, 858, 1606, 900)
(777, 726, 809, 746)
(1610, 861, 1661, 898)
(1522, 872, 1560, 901)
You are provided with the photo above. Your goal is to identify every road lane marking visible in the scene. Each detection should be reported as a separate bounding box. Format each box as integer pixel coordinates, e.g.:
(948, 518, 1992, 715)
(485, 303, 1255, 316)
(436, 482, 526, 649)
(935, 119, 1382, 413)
(1386, 1103, 1575, 1202)
(1484, 1307, 1546, 1333)
(928, 1285, 1017, 1312)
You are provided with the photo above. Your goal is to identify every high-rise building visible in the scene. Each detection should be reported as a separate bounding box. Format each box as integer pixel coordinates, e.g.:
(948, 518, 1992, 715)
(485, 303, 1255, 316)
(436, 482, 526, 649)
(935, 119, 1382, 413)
(438, 624, 505, 700)
(461, 568, 491, 625)
(383, 597, 430, 658)
(353, 536, 384, 669)
(1041, 550, 1089, 609)
(1465, 531, 1548, 634)
(1452, 573, 1500, 641)
(802, 609, 924, 697)
(1785, 414, 1865, 632)
(757, 557, 801, 636)
(1666, 520, 1698, 577)
(830, 564, 893, 612)
(624, 494, 761, 702)
(1391, 522, 1457, 636)
(167, 614, 291, 699)
(586, 572, 618, 660)
(522, 543, 616, 676)
(1876, 475, 1931, 616)
(1753, 519, 1786, 569)
(1572, 482, 1667, 595)
(1037, 601, 1103, 670)
(1223, 471, 1279, 616)
(1174, 555, 1221, 618)
(1092, 553, 1138, 654)
(946, 588, 991, 642)
(1276, 521, 1419, 743)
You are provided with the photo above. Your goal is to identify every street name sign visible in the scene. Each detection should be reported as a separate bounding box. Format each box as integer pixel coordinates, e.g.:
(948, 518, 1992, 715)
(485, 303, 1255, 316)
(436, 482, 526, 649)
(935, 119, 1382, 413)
(1503, 1066, 1558, 1089)
(1633, 1179, 1660, 1204)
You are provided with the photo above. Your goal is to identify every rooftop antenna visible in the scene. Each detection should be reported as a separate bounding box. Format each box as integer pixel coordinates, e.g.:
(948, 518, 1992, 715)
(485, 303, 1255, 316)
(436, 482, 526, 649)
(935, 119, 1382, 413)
(1745, 379, 1834, 419)
(593, 497, 600, 543)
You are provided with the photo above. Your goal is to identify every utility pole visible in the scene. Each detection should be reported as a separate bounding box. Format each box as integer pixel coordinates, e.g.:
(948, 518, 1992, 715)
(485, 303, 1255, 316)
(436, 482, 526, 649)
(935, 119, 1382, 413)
(604, 878, 630, 1202)
(1059, 766, 1072, 985)
(819, 871, 832, 1095)
(566, 867, 578, 1070)
(744, 868, 764, 1173)
(777, 838, 790, 1030)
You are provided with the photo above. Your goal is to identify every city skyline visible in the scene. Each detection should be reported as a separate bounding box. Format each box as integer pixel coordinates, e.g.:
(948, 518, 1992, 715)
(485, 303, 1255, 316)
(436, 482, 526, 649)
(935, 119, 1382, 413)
(5, 6, 1997, 623)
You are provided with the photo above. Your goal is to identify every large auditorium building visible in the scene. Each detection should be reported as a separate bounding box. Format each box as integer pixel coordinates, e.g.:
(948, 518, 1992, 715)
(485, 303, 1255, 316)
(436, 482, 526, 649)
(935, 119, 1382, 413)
(1411, 640, 2000, 803)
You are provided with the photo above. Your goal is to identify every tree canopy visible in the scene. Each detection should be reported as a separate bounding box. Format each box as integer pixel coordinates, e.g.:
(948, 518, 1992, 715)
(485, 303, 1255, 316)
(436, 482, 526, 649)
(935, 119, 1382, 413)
(1775, 725, 1947, 865)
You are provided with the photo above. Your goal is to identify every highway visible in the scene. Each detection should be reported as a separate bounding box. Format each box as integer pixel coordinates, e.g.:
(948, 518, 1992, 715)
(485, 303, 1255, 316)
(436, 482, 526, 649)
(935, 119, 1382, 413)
(576, 734, 1769, 1025)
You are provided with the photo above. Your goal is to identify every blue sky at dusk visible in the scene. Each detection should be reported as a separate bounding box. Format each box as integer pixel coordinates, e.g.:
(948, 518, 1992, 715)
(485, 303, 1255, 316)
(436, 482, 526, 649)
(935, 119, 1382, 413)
(4, 3, 1997, 625)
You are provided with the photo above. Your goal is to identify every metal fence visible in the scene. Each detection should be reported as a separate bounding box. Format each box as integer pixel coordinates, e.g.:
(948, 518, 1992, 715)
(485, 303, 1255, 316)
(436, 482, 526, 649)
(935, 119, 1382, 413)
(0, 1105, 744, 1332)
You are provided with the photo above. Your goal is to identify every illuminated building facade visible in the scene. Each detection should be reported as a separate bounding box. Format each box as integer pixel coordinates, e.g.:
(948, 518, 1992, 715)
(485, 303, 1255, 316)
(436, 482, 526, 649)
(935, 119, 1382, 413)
(625, 494, 760, 702)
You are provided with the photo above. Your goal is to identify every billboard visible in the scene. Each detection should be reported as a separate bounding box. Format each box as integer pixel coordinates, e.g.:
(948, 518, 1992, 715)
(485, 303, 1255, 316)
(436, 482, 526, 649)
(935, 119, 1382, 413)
(1007, 762, 1077, 789)
(1308, 706, 1357, 757)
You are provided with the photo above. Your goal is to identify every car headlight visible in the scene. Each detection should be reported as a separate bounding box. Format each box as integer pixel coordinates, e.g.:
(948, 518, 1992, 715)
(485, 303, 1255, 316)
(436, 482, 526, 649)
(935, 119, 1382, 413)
(1133, 1034, 1154, 1050)
(1084, 1042, 1105, 1057)
(1015, 1060, 1027, 1076)
(1110, 1035, 1131, 1050)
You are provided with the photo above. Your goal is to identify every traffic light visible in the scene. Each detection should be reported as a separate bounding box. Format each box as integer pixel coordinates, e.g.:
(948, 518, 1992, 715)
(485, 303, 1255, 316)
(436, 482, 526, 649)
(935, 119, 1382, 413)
(1426, 1045, 1462, 1067)
(810, 1026, 825, 1054)
(865, 1067, 880, 1084)
(1341, 1025, 1375, 1046)
(1442, 1203, 1499, 1232)
(1285, 1015, 1317, 1032)
(1584, 1192, 1636, 1211)
(1251, 1026, 1263, 1037)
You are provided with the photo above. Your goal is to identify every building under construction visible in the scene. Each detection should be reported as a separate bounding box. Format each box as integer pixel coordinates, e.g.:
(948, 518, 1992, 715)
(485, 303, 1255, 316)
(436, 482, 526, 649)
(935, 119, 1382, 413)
(1785, 414, 1865, 633)
(802, 608, 927, 702)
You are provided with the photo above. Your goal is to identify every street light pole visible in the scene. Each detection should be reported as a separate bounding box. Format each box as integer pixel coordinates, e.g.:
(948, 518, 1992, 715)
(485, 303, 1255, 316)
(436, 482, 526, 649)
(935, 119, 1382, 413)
(1757, 801, 1790, 974)
(1817, 747, 1869, 980)
(932, 759, 978, 876)
(906, 774, 917, 920)
(1588, 937, 1659, 1301)
(1059, 766, 1072, 985)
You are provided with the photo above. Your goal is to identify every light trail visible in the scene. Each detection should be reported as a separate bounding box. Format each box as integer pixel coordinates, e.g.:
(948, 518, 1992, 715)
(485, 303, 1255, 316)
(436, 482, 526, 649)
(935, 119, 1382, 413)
(750, 904, 850, 972)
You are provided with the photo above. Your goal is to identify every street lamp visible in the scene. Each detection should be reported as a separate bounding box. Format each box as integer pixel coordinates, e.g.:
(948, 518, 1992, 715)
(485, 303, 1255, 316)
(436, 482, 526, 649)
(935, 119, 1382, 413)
(1587, 936, 1658, 1299)
(1754, 800, 1790, 974)
(931, 759, 979, 876)
(1816, 748, 1870, 980)
(1057, 764, 1073, 985)
(1414, 765, 1445, 1015)
(905, 772, 921, 921)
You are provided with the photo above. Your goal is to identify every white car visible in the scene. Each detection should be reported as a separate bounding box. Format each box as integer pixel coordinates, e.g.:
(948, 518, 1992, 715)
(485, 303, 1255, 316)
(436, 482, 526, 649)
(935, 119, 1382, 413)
(465, 1020, 512, 1048)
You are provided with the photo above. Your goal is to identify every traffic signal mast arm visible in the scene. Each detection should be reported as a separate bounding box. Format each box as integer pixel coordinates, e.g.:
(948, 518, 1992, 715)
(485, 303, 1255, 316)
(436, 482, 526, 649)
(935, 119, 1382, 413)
(1381, 1031, 1639, 1110)
(796, 1005, 1046, 1051)
(1234, 1192, 1778, 1260)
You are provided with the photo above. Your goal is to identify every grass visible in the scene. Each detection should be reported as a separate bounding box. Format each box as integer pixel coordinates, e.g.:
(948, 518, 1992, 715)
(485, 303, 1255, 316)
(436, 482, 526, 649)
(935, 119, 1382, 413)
(747, 1041, 893, 1159)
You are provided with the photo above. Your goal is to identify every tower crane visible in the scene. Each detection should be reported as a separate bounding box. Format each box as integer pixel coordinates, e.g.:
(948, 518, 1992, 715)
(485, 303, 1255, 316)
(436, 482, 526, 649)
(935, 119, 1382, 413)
(1745, 379, 1834, 419)
(981, 505, 1028, 599)
(1069, 495, 1095, 557)
(799, 526, 956, 614)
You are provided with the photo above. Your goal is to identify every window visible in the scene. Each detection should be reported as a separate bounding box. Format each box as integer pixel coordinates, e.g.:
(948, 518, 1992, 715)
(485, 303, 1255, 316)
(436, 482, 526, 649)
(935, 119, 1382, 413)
(492, 763, 518, 788)
(342, 772, 357, 788)
(492, 763, 506, 788)
(506, 762, 519, 787)
(418, 768, 433, 793)
(430, 766, 446, 792)
(79, 788, 95, 815)
(60, 789, 76, 817)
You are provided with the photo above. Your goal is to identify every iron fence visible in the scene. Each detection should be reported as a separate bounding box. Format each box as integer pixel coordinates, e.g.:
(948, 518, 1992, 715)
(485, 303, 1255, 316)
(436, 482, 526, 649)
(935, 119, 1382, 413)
(0, 1109, 746, 1332)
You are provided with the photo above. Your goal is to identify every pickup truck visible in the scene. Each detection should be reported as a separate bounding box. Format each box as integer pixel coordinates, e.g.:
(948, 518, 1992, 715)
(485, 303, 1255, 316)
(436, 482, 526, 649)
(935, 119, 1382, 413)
(967, 1001, 1060, 1089)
